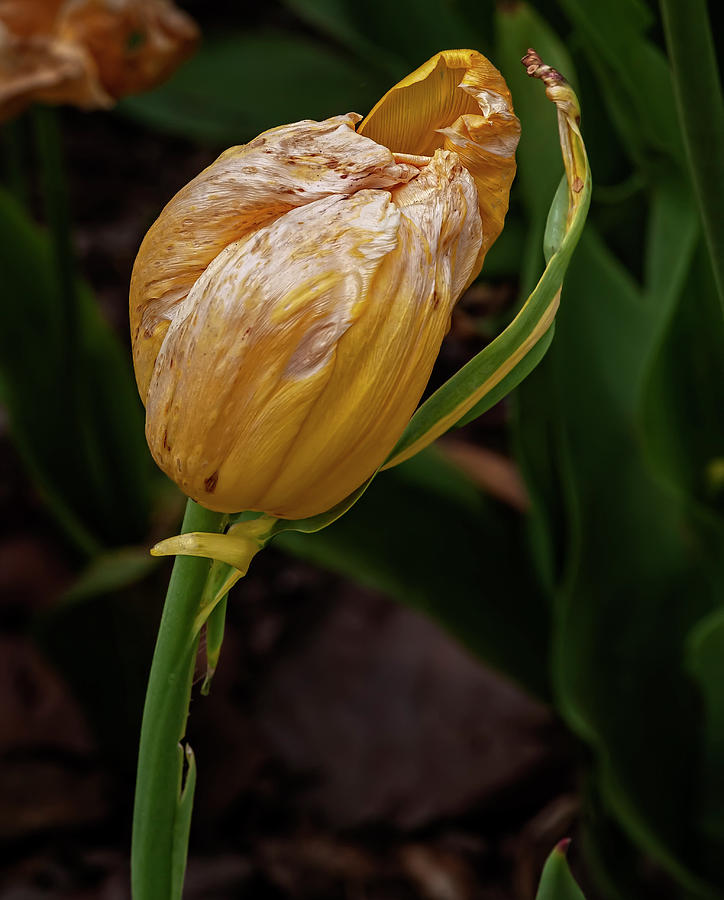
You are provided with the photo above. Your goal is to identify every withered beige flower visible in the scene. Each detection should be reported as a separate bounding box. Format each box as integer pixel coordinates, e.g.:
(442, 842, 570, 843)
(0, 0, 198, 120)
(130, 49, 520, 519)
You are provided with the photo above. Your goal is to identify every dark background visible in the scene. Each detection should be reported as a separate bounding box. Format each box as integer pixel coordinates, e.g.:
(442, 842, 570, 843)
(1, 1, 723, 898)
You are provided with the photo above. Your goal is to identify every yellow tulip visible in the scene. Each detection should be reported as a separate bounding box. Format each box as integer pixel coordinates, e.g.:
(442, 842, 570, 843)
(130, 49, 520, 519)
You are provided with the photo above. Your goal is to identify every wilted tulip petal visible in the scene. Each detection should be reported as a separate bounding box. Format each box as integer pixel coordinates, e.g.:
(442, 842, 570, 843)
(56, 0, 198, 100)
(0, 23, 108, 119)
(0, 0, 198, 120)
(359, 49, 520, 271)
(130, 114, 419, 396)
(131, 50, 519, 519)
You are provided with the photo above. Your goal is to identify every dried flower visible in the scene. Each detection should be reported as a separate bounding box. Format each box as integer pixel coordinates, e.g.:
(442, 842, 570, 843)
(130, 49, 520, 519)
(0, 0, 198, 120)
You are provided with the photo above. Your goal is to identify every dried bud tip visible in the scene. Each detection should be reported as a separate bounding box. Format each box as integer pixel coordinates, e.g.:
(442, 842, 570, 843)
(521, 48, 567, 86)
(521, 48, 581, 125)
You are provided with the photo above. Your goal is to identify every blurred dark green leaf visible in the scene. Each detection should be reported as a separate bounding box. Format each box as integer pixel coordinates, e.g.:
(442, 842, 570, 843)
(687, 608, 724, 846)
(660, 0, 724, 315)
(61, 547, 158, 607)
(519, 227, 724, 894)
(640, 241, 724, 509)
(496, 1, 577, 292)
(120, 31, 386, 145)
(498, 5, 724, 891)
(285, 0, 495, 74)
(0, 187, 151, 550)
(557, 0, 684, 167)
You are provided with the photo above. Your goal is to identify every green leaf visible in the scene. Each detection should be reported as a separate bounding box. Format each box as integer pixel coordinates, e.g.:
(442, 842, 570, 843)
(557, 0, 684, 166)
(686, 608, 724, 843)
(60, 547, 158, 607)
(120, 30, 384, 145)
(0, 187, 151, 549)
(660, 0, 724, 316)
(171, 744, 197, 900)
(496, 2, 578, 292)
(385, 145, 589, 468)
(284, 0, 495, 74)
(518, 227, 724, 894)
(282, 0, 407, 78)
(535, 842, 586, 900)
(640, 240, 724, 507)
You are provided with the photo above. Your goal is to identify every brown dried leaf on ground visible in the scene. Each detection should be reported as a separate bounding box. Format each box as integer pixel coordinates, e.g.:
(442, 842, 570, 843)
(257, 588, 555, 830)
(438, 438, 530, 511)
(0, 637, 106, 840)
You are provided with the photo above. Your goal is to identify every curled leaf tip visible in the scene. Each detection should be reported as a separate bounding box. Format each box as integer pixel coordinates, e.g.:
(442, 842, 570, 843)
(521, 48, 567, 86)
(555, 838, 573, 855)
(521, 49, 580, 124)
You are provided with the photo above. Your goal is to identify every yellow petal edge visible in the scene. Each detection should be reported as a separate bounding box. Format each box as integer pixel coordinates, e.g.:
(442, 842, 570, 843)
(358, 49, 520, 276)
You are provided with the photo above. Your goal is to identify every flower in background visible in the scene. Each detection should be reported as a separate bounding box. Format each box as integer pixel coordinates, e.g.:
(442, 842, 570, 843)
(130, 50, 520, 520)
(0, 0, 198, 121)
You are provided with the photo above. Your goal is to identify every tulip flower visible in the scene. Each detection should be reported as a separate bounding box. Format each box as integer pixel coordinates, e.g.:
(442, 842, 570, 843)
(131, 50, 590, 900)
(131, 49, 520, 520)
(0, 0, 198, 121)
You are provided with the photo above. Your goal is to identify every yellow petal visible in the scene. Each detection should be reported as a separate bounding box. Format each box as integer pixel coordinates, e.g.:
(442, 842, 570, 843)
(358, 49, 520, 274)
(130, 115, 418, 397)
(144, 150, 481, 519)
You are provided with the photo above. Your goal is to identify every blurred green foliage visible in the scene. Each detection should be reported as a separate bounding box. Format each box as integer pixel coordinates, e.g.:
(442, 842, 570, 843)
(2, 0, 724, 896)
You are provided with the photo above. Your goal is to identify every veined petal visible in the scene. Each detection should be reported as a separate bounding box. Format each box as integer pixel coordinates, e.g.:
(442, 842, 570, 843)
(130, 114, 418, 397)
(358, 49, 519, 274)
(261, 150, 481, 518)
(145, 188, 402, 514)
(145, 151, 481, 519)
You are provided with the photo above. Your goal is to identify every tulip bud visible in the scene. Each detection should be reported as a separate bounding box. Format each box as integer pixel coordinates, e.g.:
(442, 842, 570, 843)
(130, 49, 520, 520)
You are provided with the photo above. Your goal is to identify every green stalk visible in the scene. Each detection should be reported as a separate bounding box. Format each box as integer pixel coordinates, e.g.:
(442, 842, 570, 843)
(660, 0, 724, 315)
(131, 500, 226, 899)
(32, 106, 117, 535)
(32, 107, 79, 371)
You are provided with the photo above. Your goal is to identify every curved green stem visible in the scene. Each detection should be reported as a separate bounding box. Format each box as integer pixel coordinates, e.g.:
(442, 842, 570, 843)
(131, 500, 226, 900)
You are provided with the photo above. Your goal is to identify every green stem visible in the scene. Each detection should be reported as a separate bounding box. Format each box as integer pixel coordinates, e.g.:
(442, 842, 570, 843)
(660, 0, 724, 316)
(131, 500, 226, 900)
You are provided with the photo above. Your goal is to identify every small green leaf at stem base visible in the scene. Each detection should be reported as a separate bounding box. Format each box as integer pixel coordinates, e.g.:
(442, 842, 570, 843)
(536, 841, 586, 900)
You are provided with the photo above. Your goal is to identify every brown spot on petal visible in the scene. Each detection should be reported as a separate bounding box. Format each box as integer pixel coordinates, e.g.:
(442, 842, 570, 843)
(204, 470, 219, 494)
(572, 176, 583, 193)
